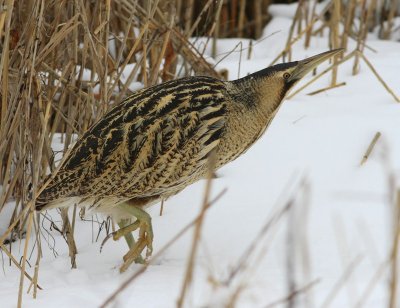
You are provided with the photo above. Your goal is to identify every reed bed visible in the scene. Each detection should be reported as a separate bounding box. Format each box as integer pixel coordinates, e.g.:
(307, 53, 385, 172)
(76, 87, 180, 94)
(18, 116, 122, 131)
(0, 0, 399, 307)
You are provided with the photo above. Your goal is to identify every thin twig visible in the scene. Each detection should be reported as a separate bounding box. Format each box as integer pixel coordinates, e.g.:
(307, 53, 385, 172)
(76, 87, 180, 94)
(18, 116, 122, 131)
(360, 132, 381, 166)
(359, 53, 400, 103)
(307, 82, 346, 96)
(264, 279, 320, 308)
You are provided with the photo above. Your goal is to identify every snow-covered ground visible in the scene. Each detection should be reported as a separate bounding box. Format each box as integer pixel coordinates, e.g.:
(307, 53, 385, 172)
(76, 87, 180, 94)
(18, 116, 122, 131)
(1, 4, 400, 308)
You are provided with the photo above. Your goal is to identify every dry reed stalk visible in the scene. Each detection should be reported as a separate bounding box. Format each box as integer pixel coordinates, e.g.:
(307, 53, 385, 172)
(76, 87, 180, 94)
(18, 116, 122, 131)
(380, 0, 398, 39)
(30, 214, 42, 298)
(304, 0, 318, 48)
(359, 53, 400, 103)
(253, 0, 263, 39)
(360, 132, 381, 166)
(341, 0, 356, 50)
(185, 0, 214, 38)
(352, 0, 368, 75)
(238, 0, 246, 37)
(268, 1, 333, 67)
(149, 5, 175, 85)
(17, 209, 34, 308)
(183, 0, 194, 35)
(112, 23, 150, 104)
(307, 81, 346, 96)
(330, 0, 340, 86)
(283, 1, 303, 62)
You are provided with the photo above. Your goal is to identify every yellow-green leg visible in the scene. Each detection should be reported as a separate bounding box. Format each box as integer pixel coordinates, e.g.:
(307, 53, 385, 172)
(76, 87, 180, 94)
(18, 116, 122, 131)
(116, 220, 145, 264)
(114, 203, 153, 272)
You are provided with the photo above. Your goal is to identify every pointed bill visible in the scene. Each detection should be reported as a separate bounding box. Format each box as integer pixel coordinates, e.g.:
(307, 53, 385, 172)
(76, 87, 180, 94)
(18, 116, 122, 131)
(287, 48, 344, 82)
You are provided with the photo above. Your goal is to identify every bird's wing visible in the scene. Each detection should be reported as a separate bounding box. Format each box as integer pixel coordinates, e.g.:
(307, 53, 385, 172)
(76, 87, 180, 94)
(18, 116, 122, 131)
(37, 77, 227, 207)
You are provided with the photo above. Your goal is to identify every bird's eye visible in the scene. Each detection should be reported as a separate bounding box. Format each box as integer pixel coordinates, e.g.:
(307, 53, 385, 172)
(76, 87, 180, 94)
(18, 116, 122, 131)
(283, 72, 291, 80)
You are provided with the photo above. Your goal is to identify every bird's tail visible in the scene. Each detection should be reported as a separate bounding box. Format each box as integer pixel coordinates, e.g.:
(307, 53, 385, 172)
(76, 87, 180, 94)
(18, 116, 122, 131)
(35, 194, 80, 212)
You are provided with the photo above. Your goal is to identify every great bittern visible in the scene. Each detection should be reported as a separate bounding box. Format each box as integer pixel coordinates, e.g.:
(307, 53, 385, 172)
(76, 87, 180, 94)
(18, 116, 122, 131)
(36, 49, 343, 272)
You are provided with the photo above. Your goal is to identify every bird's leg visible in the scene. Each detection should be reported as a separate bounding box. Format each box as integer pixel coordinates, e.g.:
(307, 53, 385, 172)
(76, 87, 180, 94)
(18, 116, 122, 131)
(116, 220, 145, 264)
(117, 203, 153, 272)
(116, 219, 139, 247)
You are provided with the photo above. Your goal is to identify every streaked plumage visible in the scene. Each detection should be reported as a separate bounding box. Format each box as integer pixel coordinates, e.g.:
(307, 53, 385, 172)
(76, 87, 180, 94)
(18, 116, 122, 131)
(36, 49, 343, 271)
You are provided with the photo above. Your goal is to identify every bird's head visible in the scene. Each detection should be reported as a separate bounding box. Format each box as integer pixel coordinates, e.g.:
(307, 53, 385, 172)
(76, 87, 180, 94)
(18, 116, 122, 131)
(231, 49, 344, 114)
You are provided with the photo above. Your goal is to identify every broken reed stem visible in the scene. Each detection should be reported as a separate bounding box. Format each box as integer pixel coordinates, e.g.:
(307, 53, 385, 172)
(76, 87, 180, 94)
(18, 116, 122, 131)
(359, 53, 400, 103)
(307, 82, 346, 96)
(99, 188, 227, 308)
(177, 155, 216, 308)
(360, 132, 381, 166)
(159, 199, 164, 216)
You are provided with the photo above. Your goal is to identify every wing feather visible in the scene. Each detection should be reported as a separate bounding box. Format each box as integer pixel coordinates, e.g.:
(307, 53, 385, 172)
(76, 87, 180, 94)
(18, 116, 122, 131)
(37, 76, 227, 209)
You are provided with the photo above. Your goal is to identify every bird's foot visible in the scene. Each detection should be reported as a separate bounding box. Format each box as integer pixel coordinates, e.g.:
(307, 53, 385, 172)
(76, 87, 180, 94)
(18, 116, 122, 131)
(100, 220, 140, 254)
(119, 217, 153, 272)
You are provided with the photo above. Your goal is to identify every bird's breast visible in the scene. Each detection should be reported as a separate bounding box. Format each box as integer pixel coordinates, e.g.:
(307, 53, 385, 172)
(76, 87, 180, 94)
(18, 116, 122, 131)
(215, 102, 270, 168)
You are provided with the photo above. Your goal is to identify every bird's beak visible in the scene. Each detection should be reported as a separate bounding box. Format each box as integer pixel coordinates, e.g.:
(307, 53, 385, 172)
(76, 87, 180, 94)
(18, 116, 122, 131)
(287, 48, 344, 82)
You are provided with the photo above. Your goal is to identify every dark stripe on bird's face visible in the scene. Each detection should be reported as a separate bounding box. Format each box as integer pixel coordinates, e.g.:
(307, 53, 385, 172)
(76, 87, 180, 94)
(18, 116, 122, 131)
(244, 61, 299, 80)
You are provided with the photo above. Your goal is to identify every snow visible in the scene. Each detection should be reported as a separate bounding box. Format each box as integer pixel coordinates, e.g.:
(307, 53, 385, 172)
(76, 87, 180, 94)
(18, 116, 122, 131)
(2, 4, 400, 308)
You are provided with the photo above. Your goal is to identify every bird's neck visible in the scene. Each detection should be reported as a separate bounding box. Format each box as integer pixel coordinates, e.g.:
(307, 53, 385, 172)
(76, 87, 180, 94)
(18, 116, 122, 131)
(228, 76, 286, 121)
(215, 79, 286, 168)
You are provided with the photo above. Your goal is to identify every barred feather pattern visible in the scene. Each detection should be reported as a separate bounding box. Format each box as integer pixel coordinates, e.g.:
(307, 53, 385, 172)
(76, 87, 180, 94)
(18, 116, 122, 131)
(36, 76, 231, 213)
(36, 68, 286, 217)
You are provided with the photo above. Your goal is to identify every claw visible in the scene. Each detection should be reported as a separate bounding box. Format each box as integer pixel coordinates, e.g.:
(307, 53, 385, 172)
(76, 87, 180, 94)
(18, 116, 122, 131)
(119, 219, 153, 272)
(108, 203, 154, 272)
